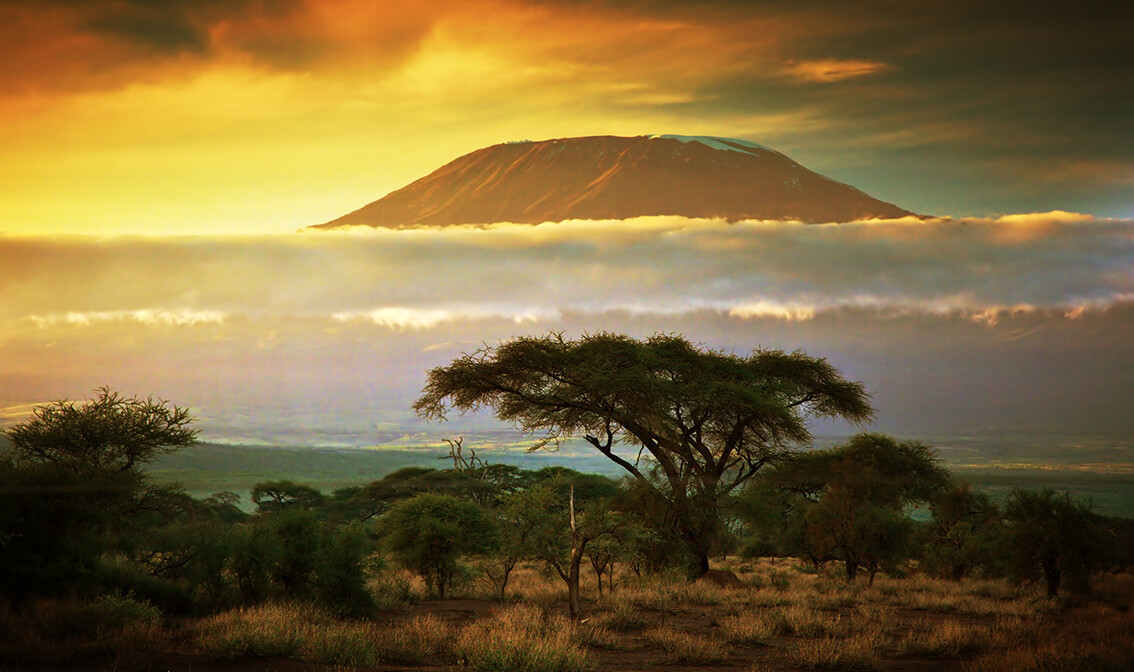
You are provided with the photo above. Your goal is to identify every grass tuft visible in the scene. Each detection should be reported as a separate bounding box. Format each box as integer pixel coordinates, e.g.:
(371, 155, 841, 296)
(642, 625, 728, 664)
(455, 604, 589, 672)
(718, 611, 778, 644)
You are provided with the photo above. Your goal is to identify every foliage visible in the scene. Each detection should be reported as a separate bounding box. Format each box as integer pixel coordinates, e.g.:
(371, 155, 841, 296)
(756, 433, 950, 582)
(266, 508, 322, 595)
(922, 482, 1005, 580)
(414, 331, 873, 576)
(251, 479, 326, 512)
(228, 519, 281, 603)
(5, 386, 197, 475)
(0, 388, 197, 602)
(312, 521, 377, 616)
(802, 489, 916, 583)
(1003, 488, 1104, 596)
(381, 493, 498, 598)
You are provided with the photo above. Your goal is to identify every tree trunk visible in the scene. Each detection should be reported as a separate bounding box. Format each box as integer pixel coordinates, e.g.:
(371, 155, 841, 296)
(679, 522, 711, 579)
(567, 484, 584, 621)
(568, 544, 584, 621)
(590, 556, 605, 597)
(499, 562, 514, 599)
(1044, 563, 1061, 597)
(694, 547, 711, 578)
(844, 552, 858, 582)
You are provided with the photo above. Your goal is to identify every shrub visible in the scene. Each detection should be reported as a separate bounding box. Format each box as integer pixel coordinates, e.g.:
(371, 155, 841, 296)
(313, 522, 376, 616)
(382, 493, 498, 598)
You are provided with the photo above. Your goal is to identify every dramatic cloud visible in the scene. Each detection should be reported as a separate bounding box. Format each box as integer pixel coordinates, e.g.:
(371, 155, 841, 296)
(1, 1, 1129, 235)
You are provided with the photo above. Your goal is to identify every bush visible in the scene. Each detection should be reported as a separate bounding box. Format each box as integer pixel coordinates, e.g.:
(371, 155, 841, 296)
(382, 493, 498, 598)
(1004, 489, 1104, 596)
(313, 522, 376, 616)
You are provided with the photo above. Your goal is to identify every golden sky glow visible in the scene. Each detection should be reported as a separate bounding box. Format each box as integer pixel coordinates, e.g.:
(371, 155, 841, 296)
(1, 0, 1130, 234)
(0, 1, 1129, 464)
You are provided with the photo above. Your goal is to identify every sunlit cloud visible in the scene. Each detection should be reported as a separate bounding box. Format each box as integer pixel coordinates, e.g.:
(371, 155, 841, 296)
(331, 307, 553, 330)
(781, 59, 895, 83)
(0, 213, 1129, 343)
(27, 309, 227, 329)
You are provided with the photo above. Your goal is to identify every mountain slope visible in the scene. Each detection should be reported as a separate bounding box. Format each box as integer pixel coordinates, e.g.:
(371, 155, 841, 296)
(312, 135, 914, 229)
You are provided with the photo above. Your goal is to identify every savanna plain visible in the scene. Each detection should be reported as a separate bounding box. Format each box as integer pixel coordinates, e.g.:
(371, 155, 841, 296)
(2, 356, 1132, 672)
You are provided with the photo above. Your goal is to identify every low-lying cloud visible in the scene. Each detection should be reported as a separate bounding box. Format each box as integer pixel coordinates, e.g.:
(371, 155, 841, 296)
(3, 213, 1130, 445)
(2, 213, 1130, 333)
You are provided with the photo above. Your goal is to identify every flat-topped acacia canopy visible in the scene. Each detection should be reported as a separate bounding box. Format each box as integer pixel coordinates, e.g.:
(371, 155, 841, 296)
(414, 332, 873, 576)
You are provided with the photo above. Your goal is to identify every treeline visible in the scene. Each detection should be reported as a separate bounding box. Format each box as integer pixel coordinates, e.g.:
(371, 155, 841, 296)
(2, 389, 1132, 622)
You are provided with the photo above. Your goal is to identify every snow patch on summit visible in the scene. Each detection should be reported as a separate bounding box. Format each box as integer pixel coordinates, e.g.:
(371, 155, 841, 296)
(651, 135, 770, 155)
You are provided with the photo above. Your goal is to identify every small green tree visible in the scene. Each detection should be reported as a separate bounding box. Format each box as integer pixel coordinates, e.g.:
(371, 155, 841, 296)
(479, 487, 555, 599)
(382, 493, 497, 598)
(0, 388, 197, 602)
(251, 480, 325, 512)
(351, 467, 497, 521)
(802, 485, 916, 583)
(1004, 488, 1103, 596)
(267, 508, 322, 595)
(313, 522, 377, 616)
(228, 521, 281, 602)
(922, 482, 1004, 580)
(763, 433, 950, 583)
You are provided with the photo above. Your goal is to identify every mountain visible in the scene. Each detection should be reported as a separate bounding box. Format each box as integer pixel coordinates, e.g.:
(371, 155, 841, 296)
(311, 135, 914, 229)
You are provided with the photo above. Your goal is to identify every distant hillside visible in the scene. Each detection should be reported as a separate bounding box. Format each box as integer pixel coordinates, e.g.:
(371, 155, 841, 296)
(312, 134, 914, 229)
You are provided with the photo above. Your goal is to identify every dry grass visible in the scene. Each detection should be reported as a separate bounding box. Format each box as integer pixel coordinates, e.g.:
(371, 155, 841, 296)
(897, 619, 993, 657)
(788, 621, 886, 671)
(964, 601, 1134, 672)
(455, 604, 589, 672)
(587, 599, 650, 631)
(370, 614, 452, 663)
(642, 625, 728, 664)
(780, 604, 849, 637)
(194, 602, 332, 659)
(717, 611, 779, 644)
(8, 560, 1130, 672)
(194, 601, 588, 670)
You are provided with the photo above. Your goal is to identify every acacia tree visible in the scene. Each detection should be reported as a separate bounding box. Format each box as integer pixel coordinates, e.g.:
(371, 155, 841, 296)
(251, 480, 326, 512)
(0, 387, 197, 601)
(923, 482, 1005, 581)
(414, 332, 872, 577)
(6, 386, 197, 475)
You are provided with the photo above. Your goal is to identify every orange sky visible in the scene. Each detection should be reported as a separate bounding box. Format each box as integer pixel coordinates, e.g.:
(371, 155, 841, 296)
(1, 0, 1130, 234)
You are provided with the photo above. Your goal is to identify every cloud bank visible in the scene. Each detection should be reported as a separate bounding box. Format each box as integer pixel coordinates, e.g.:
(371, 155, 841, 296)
(2, 214, 1129, 331)
(2, 213, 1130, 445)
